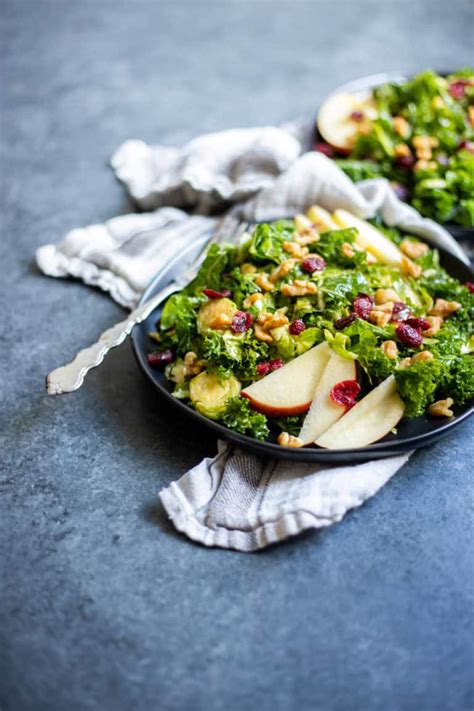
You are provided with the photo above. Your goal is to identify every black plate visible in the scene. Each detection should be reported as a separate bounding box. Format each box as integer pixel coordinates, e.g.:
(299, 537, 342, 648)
(313, 71, 474, 242)
(131, 237, 473, 463)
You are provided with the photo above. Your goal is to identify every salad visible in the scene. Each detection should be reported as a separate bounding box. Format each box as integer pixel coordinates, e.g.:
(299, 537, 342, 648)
(147, 207, 473, 449)
(316, 69, 474, 227)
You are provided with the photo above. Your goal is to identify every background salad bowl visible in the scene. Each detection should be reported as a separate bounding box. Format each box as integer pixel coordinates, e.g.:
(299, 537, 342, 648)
(313, 70, 474, 242)
(131, 222, 473, 463)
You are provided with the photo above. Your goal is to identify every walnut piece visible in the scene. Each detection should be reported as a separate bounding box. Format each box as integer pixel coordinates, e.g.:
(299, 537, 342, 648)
(428, 299, 461, 318)
(294, 229, 320, 246)
(270, 259, 298, 283)
(277, 432, 304, 448)
(375, 288, 400, 305)
(414, 159, 437, 172)
(281, 280, 317, 297)
(428, 398, 454, 418)
(254, 323, 273, 343)
(424, 315, 443, 337)
(255, 273, 275, 292)
(369, 309, 392, 328)
(411, 350, 434, 363)
(283, 241, 308, 259)
(241, 262, 257, 275)
(257, 311, 289, 331)
(183, 351, 206, 376)
(401, 255, 422, 278)
(381, 340, 399, 360)
(341, 242, 355, 258)
(400, 239, 429, 260)
(394, 142, 411, 158)
(393, 116, 410, 138)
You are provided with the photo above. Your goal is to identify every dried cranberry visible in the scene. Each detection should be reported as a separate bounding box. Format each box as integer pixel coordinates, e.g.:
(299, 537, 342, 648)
(231, 311, 253, 334)
(466, 282, 474, 294)
(405, 317, 430, 331)
(256, 362, 271, 377)
(448, 81, 465, 99)
(395, 155, 415, 170)
(313, 142, 334, 158)
(330, 380, 361, 408)
(334, 313, 357, 330)
(147, 349, 174, 367)
(396, 322, 423, 348)
(301, 256, 326, 274)
(269, 359, 284, 372)
(459, 140, 474, 154)
(203, 288, 231, 299)
(353, 293, 374, 321)
(289, 319, 306, 335)
(391, 301, 411, 322)
(350, 110, 364, 122)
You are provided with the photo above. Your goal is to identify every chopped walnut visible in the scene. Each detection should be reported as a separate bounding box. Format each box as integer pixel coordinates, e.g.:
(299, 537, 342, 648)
(375, 288, 400, 305)
(277, 432, 304, 448)
(241, 262, 257, 275)
(255, 273, 275, 292)
(283, 241, 308, 259)
(243, 292, 264, 310)
(341, 242, 355, 258)
(401, 255, 422, 278)
(411, 350, 434, 363)
(254, 323, 273, 343)
(398, 357, 413, 368)
(270, 259, 298, 283)
(469, 105, 474, 128)
(424, 315, 443, 336)
(400, 239, 429, 260)
(369, 309, 392, 328)
(414, 159, 437, 172)
(294, 229, 320, 246)
(183, 351, 206, 376)
(412, 135, 438, 161)
(208, 313, 233, 330)
(394, 142, 411, 158)
(381, 340, 399, 360)
(393, 116, 410, 138)
(428, 299, 461, 318)
(281, 280, 317, 297)
(428, 398, 454, 418)
(257, 311, 289, 331)
(373, 301, 394, 314)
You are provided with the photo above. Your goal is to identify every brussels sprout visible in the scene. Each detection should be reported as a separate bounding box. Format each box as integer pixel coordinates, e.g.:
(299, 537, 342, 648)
(197, 298, 237, 334)
(189, 372, 241, 419)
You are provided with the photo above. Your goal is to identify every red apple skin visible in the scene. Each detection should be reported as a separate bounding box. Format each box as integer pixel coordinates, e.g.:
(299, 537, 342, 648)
(241, 392, 312, 418)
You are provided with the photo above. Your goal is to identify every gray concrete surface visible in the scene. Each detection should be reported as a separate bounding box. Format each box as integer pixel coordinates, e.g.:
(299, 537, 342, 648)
(1, 1, 473, 710)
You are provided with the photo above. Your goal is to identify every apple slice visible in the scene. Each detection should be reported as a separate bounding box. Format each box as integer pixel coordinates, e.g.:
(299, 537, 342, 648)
(333, 209, 403, 266)
(298, 351, 357, 444)
(306, 205, 339, 233)
(315, 375, 405, 450)
(241, 342, 331, 417)
(317, 92, 375, 153)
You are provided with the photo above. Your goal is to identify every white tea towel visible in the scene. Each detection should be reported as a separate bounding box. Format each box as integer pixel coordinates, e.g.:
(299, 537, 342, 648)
(160, 442, 410, 552)
(36, 125, 468, 550)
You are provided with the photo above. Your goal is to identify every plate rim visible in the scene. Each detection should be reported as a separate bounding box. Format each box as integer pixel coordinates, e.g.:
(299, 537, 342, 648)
(131, 234, 473, 462)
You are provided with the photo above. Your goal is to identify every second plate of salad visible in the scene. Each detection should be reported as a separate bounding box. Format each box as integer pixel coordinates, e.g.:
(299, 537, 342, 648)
(314, 69, 474, 237)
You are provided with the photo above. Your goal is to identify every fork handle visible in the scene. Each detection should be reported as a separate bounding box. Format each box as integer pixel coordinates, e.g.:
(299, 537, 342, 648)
(46, 283, 177, 395)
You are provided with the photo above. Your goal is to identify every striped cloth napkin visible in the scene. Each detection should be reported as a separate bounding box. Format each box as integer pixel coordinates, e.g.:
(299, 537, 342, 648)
(36, 126, 468, 551)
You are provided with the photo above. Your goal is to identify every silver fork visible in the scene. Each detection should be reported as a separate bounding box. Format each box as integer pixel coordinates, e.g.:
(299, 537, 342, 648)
(46, 214, 248, 395)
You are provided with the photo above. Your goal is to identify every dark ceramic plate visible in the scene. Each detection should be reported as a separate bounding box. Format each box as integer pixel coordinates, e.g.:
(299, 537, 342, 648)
(131, 237, 473, 463)
(313, 71, 474, 242)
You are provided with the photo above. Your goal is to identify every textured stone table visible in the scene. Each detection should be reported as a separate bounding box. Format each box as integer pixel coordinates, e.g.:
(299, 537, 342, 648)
(1, 2, 473, 710)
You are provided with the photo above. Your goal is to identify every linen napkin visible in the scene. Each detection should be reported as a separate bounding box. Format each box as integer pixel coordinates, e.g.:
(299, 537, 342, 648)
(37, 126, 468, 551)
